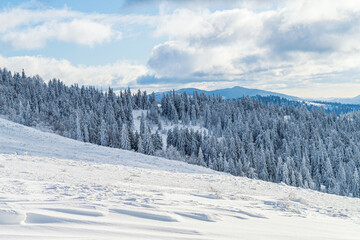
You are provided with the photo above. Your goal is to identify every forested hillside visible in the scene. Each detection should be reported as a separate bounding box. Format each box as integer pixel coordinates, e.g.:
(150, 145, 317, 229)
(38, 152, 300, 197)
(0, 68, 162, 155)
(0, 68, 359, 197)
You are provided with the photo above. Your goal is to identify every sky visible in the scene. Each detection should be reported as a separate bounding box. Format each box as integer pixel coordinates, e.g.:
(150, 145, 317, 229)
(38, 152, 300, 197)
(1, 0, 360, 98)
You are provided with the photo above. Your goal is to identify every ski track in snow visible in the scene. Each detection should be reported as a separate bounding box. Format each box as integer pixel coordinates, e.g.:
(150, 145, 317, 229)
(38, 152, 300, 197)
(0, 117, 360, 239)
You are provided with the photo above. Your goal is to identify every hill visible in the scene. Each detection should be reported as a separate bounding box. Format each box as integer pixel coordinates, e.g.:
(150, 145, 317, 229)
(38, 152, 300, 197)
(156, 86, 300, 100)
(1, 68, 360, 200)
(0, 117, 359, 239)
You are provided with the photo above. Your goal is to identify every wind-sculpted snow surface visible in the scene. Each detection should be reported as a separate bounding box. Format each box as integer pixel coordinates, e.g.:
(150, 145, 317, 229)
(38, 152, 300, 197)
(0, 118, 359, 239)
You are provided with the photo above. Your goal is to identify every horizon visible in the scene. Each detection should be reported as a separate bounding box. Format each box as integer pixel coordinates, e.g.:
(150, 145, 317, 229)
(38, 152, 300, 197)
(4, 67, 360, 100)
(1, 0, 360, 98)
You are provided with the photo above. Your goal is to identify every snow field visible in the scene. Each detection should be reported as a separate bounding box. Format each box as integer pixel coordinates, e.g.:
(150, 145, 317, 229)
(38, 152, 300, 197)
(0, 117, 360, 239)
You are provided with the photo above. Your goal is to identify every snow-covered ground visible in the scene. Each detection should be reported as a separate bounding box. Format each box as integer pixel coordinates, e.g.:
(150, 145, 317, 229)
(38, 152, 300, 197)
(0, 117, 359, 239)
(304, 101, 326, 107)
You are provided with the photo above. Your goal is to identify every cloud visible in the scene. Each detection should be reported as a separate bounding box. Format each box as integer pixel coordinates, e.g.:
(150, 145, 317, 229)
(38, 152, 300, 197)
(136, 74, 229, 85)
(0, 54, 148, 87)
(142, 1, 360, 97)
(154, 8, 267, 45)
(149, 8, 271, 79)
(2, 19, 116, 49)
(122, 0, 283, 10)
(2, 1, 360, 98)
(137, 75, 188, 84)
(265, 21, 337, 54)
(148, 41, 197, 77)
(0, 7, 123, 49)
(0, 7, 76, 33)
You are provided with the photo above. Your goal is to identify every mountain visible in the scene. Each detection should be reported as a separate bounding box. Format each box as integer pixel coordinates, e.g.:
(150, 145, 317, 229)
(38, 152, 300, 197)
(156, 86, 300, 100)
(156, 86, 360, 114)
(324, 95, 360, 104)
(1, 117, 360, 239)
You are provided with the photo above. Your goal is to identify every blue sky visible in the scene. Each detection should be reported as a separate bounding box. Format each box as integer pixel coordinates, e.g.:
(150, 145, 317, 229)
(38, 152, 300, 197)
(1, 0, 360, 98)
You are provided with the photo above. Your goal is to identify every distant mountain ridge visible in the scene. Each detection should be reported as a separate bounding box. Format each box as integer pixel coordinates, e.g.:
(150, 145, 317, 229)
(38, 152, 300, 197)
(318, 95, 360, 105)
(155, 86, 360, 114)
(156, 86, 300, 100)
(156, 86, 360, 105)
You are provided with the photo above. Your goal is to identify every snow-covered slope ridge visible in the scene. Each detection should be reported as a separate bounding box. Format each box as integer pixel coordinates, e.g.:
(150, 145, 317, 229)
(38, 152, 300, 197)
(0, 117, 359, 239)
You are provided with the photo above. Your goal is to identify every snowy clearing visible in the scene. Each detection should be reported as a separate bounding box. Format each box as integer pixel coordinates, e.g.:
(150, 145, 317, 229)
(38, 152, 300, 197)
(0, 117, 359, 239)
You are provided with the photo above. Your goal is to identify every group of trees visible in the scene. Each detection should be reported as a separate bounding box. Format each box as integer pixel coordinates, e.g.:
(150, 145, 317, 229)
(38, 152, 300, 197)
(1, 68, 360, 198)
(0, 68, 161, 156)
(257, 95, 360, 115)
(159, 91, 360, 197)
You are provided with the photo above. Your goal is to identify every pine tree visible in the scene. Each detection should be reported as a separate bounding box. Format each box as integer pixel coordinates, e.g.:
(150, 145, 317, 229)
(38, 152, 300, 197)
(197, 147, 206, 167)
(258, 147, 268, 180)
(281, 162, 290, 185)
(137, 135, 144, 154)
(99, 119, 108, 146)
(121, 124, 131, 150)
(335, 161, 347, 195)
(144, 129, 155, 155)
(351, 168, 360, 197)
(75, 112, 83, 141)
(152, 131, 163, 151)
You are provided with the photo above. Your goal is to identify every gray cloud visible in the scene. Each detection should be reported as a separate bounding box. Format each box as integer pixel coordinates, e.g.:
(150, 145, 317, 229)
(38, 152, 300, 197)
(264, 18, 356, 55)
(147, 42, 196, 77)
(143, 1, 360, 98)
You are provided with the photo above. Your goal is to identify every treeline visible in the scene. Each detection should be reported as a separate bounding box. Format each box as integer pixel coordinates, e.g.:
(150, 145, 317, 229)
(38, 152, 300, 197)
(0, 68, 162, 155)
(256, 95, 360, 115)
(311, 100, 360, 115)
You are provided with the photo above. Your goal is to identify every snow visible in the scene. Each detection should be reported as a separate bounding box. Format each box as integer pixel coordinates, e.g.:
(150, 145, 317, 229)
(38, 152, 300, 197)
(305, 101, 325, 107)
(132, 109, 147, 132)
(0, 117, 360, 239)
(132, 109, 208, 150)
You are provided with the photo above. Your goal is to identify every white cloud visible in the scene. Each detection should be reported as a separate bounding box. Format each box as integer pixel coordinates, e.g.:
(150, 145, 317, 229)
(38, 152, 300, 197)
(0, 7, 77, 33)
(155, 8, 268, 44)
(2, 19, 115, 49)
(2, 1, 360, 97)
(150, 8, 274, 79)
(0, 7, 124, 49)
(144, 1, 360, 97)
(0, 54, 148, 87)
(280, 0, 360, 26)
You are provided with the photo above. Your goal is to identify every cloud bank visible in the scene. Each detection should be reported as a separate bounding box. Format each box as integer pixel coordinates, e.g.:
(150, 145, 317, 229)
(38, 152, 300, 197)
(0, 54, 147, 87)
(142, 1, 360, 97)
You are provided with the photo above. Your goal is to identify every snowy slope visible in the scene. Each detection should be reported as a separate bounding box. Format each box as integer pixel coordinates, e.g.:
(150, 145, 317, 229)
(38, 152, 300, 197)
(0, 118, 360, 239)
